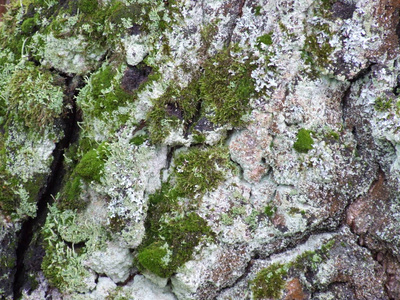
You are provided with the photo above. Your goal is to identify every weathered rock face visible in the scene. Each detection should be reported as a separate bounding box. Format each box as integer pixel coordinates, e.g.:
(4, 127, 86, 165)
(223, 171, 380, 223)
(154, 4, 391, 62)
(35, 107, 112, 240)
(1, 0, 400, 299)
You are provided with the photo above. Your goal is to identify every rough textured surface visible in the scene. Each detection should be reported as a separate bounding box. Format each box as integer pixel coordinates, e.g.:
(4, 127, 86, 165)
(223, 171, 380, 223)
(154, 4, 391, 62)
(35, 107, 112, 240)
(1, 0, 400, 299)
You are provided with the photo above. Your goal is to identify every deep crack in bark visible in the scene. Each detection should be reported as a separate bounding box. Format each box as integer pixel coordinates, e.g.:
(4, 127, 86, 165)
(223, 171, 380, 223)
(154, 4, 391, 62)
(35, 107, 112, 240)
(12, 75, 82, 299)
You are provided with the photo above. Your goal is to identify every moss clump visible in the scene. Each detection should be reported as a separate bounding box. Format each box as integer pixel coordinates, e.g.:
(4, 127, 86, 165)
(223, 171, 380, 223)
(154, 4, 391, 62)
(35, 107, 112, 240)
(21, 17, 37, 34)
(0, 133, 47, 218)
(147, 47, 256, 144)
(147, 79, 201, 143)
(129, 135, 148, 146)
(58, 143, 109, 211)
(77, 63, 133, 123)
(293, 239, 335, 271)
(75, 144, 109, 183)
(256, 33, 273, 48)
(137, 212, 213, 278)
(200, 49, 256, 126)
(293, 128, 314, 153)
(302, 33, 333, 68)
(77, 0, 99, 14)
(0, 176, 19, 216)
(264, 205, 277, 218)
(251, 263, 288, 299)
(374, 96, 393, 112)
(7, 62, 64, 130)
(173, 145, 232, 197)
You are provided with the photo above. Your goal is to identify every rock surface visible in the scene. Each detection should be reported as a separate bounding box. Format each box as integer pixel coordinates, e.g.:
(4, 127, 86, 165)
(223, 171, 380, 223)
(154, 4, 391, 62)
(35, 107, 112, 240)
(0, 0, 400, 299)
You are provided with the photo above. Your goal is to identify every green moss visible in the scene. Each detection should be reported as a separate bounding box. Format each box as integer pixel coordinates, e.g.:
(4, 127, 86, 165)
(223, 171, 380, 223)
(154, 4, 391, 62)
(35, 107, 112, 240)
(301, 18, 334, 77)
(75, 143, 109, 183)
(173, 145, 232, 197)
(59, 176, 84, 211)
(0, 177, 19, 216)
(256, 33, 273, 48)
(147, 78, 201, 144)
(0, 134, 46, 217)
(78, 63, 133, 123)
(21, 17, 37, 34)
(77, 0, 99, 14)
(192, 132, 206, 144)
(129, 135, 148, 146)
(147, 47, 255, 144)
(254, 6, 262, 16)
(264, 205, 276, 218)
(293, 128, 314, 153)
(302, 34, 333, 67)
(293, 239, 335, 271)
(7, 62, 64, 130)
(137, 241, 169, 277)
(137, 181, 214, 278)
(137, 212, 213, 278)
(325, 129, 339, 141)
(251, 263, 288, 299)
(200, 48, 256, 126)
(58, 143, 109, 211)
(0, 134, 18, 215)
(374, 96, 393, 112)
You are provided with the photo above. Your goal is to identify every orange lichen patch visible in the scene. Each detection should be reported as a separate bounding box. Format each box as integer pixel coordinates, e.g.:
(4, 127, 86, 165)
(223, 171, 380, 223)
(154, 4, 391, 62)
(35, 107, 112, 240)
(284, 278, 306, 300)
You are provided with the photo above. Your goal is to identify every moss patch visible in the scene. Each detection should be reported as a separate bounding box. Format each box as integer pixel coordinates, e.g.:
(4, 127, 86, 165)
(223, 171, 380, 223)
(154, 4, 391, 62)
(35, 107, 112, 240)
(251, 263, 288, 299)
(7, 61, 64, 130)
(293, 128, 314, 153)
(58, 142, 109, 211)
(200, 48, 256, 126)
(172, 145, 231, 197)
(301, 17, 334, 77)
(147, 47, 256, 143)
(136, 146, 230, 277)
(78, 63, 133, 122)
(147, 78, 201, 143)
(137, 211, 213, 278)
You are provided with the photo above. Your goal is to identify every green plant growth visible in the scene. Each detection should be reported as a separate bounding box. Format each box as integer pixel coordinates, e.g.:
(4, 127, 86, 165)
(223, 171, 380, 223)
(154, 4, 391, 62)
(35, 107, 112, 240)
(374, 96, 393, 112)
(293, 128, 314, 153)
(129, 134, 149, 146)
(20, 17, 37, 34)
(75, 144, 109, 182)
(136, 181, 214, 278)
(264, 205, 277, 218)
(147, 47, 256, 143)
(58, 143, 109, 211)
(251, 240, 335, 299)
(200, 48, 256, 126)
(147, 78, 201, 143)
(256, 33, 273, 49)
(292, 239, 335, 271)
(78, 64, 133, 122)
(173, 145, 232, 197)
(41, 205, 93, 292)
(301, 19, 334, 77)
(254, 6, 262, 16)
(0, 133, 47, 218)
(7, 61, 64, 130)
(251, 263, 288, 299)
(137, 212, 213, 278)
